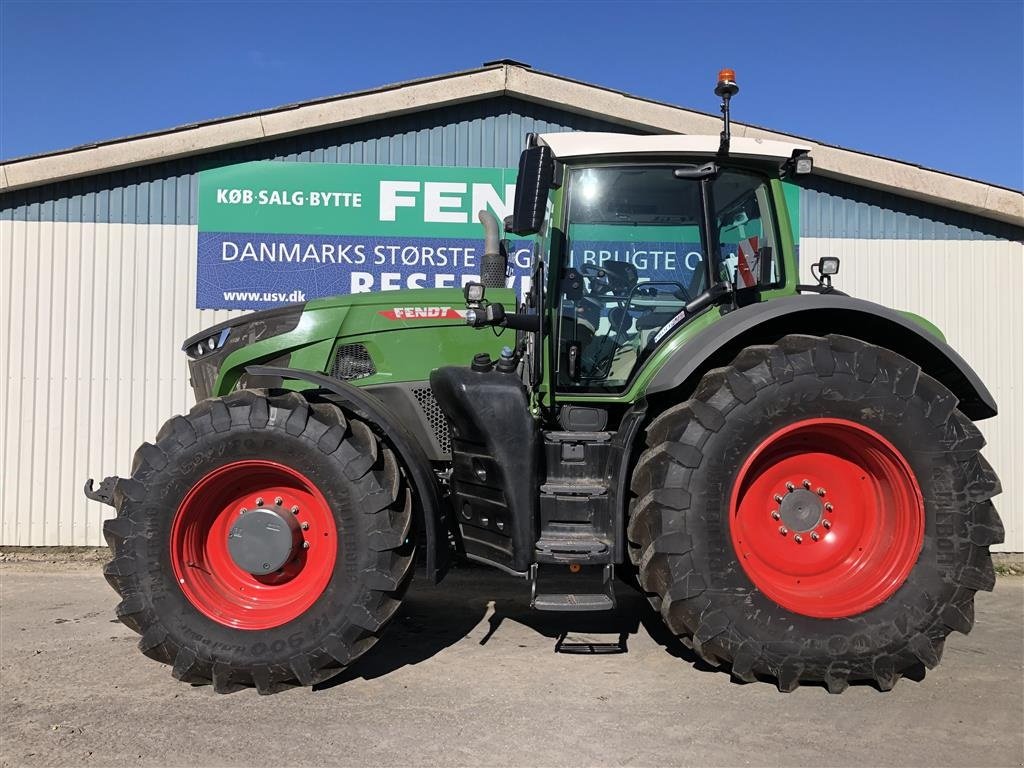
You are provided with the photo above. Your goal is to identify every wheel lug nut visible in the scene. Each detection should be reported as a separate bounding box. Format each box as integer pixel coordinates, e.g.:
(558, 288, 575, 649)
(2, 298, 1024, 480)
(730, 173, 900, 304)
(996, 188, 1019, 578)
(786, 482, 795, 492)
(824, 503, 834, 512)
(822, 519, 831, 529)
(811, 532, 820, 541)
(817, 488, 826, 497)
(802, 479, 811, 489)
(275, 496, 283, 506)
(302, 541, 310, 549)
(301, 522, 310, 531)
(291, 505, 300, 515)
(794, 534, 803, 544)
(239, 507, 247, 516)
(779, 526, 788, 536)
(774, 494, 784, 503)
(256, 497, 264, 507)
(771, 510, 781, 520)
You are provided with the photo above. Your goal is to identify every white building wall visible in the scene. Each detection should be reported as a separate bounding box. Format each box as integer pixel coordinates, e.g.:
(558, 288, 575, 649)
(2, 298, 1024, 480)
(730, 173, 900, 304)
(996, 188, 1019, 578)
(801, 237, 1024, 552)
(1, 221, 1022, 551)
(0, 220, 239, 545)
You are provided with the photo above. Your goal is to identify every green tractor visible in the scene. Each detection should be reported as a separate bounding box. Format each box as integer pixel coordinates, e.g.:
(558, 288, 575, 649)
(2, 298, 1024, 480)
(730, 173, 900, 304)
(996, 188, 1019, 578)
(86, 71, 1003, 694)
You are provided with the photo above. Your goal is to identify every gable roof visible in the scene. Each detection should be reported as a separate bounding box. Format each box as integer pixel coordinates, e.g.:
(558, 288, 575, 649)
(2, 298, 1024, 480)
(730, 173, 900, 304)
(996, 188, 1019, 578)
(1, 62, 1021, 226)
(539, 132, 809, 162)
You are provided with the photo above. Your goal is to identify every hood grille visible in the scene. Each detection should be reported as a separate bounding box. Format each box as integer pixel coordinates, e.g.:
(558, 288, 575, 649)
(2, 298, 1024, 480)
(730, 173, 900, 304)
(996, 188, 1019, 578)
(332, 343, 376, 381)
(412, 386, 451, 456)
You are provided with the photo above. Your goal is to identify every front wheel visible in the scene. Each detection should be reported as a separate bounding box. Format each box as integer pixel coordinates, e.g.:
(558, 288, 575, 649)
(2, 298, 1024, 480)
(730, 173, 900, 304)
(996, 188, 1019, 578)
(628, 334, 1003, 692)
(103, 389, 415, 693)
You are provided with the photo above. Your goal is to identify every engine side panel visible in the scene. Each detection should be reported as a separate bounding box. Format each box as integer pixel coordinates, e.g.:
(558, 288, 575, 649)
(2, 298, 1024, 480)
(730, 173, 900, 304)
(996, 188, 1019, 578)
(430, 365, 539, 574)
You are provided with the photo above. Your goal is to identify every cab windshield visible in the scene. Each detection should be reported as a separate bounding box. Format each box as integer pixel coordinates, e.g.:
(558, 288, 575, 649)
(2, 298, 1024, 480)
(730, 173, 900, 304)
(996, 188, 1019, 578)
(556, 164, 779, 391)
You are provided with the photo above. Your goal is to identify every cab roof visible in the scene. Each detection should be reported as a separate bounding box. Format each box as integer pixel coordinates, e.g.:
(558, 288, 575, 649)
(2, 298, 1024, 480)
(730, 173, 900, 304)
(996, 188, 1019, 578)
(538, 132, 810, 163)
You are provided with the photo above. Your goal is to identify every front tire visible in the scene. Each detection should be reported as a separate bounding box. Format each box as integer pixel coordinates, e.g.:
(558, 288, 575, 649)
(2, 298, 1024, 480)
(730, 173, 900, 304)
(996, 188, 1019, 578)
(103, 389, 415, 693)
(628, 334, 1003, 692)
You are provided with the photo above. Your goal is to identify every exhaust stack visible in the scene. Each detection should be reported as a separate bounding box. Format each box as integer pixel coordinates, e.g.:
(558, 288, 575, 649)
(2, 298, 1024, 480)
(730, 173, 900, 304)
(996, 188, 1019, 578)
(477, 209, 508, 288)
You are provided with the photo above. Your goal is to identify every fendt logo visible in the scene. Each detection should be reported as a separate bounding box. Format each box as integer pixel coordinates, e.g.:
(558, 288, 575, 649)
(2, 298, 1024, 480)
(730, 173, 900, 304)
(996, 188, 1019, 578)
(378, 306, 466, 321)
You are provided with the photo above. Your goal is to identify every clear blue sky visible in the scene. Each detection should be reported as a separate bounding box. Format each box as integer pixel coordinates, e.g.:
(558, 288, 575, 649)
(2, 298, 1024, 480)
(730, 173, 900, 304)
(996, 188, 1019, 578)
(1, 1, 1021, 189)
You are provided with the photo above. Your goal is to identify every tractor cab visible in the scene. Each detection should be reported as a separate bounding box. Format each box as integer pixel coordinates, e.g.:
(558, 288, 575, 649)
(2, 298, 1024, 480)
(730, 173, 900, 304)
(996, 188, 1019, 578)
(532, 132, 809, 392)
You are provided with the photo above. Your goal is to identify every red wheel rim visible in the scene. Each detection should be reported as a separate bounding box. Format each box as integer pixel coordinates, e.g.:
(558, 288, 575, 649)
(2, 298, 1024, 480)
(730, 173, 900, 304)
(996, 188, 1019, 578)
(170, 460, 337, 630)
(729, 418, 924, 619)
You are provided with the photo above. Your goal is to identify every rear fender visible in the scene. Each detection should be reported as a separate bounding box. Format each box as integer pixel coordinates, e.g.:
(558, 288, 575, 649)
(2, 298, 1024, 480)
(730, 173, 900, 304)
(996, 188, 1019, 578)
(247, 366, 449, 582)
(646, 294, 997, 420)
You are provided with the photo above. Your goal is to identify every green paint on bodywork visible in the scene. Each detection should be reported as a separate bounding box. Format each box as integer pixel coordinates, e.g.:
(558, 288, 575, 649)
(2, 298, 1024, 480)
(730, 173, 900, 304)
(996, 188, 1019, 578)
(782, 181, 800, 244)
(899, 310, 946, 341)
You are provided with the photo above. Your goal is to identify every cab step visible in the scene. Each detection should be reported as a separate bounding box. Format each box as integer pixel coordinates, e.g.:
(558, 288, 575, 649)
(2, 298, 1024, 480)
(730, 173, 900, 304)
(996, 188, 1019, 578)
(533, 593, 615, 612)
(535, 533, 610, 563)
(529, 563, 616, 612)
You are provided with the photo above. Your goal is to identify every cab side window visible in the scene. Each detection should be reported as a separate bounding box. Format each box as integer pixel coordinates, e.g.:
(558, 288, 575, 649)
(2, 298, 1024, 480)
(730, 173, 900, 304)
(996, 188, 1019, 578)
(713, 172, 780, 289)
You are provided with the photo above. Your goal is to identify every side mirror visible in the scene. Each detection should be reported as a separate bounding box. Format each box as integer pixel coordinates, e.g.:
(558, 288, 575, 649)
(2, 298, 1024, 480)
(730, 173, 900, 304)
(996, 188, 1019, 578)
(507, 145, 555, 236)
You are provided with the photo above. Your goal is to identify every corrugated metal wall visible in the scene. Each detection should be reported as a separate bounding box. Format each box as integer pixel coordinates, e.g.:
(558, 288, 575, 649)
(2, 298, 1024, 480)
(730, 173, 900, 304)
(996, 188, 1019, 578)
(798, 178, 1024, 552)
(1, 97, 1021, 550)
(0, 97, 631, 546)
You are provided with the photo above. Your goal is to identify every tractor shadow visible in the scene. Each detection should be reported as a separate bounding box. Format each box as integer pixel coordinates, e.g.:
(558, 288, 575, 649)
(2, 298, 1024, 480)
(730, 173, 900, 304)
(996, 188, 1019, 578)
(316, 562, 712, 691)
(316, 561, 903, 693)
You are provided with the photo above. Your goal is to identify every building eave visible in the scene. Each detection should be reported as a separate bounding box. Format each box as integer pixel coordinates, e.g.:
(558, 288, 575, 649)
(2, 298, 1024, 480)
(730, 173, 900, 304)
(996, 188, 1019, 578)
(1, 62, 1021, 227)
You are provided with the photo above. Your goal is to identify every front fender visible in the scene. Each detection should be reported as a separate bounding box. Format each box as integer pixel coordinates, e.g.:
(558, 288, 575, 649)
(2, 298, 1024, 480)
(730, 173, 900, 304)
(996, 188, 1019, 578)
(246, 366, 449, 582)
(646, 294, 997, 420)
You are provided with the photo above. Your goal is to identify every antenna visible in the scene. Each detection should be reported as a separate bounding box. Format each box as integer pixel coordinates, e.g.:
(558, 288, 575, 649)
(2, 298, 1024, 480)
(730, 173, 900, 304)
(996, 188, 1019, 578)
(715, 69, 739, 157)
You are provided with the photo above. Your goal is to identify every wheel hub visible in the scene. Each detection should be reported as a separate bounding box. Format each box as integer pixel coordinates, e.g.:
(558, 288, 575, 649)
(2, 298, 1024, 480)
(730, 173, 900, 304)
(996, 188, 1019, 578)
(729, 418, 924, 619)
(227, 505, 301, 575)
(778, 487, 824, 532)
(171, 460, 337, 630)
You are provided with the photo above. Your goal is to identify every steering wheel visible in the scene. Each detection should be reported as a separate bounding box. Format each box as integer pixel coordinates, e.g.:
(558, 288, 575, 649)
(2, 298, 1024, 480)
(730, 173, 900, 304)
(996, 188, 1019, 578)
(578, 263, 611, 294)
(578, 261, 638, 297)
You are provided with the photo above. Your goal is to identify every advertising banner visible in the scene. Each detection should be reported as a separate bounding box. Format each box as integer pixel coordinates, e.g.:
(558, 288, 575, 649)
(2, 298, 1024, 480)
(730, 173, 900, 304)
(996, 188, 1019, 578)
(197, 162, 531, 309)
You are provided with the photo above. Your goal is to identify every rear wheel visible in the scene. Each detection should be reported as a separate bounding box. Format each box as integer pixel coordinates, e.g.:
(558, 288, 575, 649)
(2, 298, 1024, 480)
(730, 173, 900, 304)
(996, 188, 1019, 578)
(628, 334, 1003, 692)
(103, 389, 415, 693)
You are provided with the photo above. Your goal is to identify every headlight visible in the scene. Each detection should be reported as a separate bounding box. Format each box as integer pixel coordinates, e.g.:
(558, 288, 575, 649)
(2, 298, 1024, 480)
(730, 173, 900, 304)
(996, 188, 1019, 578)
(182, 304, 305, 402)
(187, 328, 230, 358)
(182, 305, 304, 360)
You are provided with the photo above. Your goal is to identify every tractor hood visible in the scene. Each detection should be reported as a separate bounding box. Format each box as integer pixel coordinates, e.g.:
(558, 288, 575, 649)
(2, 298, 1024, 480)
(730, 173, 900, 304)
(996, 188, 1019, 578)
(182, 287, 516, 402)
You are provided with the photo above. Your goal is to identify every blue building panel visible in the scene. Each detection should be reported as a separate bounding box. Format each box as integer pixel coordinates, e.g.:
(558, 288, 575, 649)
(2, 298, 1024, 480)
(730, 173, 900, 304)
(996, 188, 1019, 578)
(798, 176, 1022, 242)
(0, 97, 633, 225)
(2, 95, 1021, 244)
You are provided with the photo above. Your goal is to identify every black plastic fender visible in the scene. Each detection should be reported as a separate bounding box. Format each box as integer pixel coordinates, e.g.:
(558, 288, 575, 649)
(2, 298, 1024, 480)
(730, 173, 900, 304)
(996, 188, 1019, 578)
(646, 294, 998, 420)
(246, 365, 449, 582)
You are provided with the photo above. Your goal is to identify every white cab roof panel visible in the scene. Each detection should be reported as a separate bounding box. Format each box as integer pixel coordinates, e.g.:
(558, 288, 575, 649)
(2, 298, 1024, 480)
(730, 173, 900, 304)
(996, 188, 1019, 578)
(538, 132, 809, 162)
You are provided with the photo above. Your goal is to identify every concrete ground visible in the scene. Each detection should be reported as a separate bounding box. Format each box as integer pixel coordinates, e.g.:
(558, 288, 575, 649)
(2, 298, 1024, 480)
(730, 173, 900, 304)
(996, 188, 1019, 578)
(1, 562, 1022, 768)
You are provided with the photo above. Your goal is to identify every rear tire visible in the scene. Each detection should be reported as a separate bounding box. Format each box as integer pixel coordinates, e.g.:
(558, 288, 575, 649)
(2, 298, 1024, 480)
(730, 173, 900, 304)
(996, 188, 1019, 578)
(628, 334, 1003, 692)
(103, 389, 415, 694)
